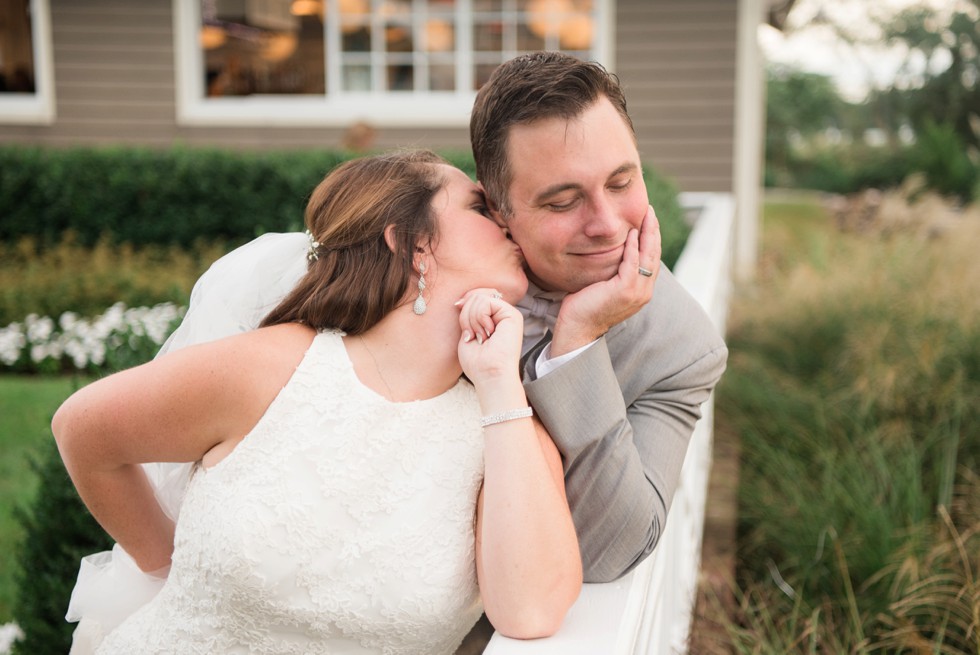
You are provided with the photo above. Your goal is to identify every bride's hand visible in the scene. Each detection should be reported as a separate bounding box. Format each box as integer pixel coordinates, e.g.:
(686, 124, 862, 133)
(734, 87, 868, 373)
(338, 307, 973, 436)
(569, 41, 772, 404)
(455, 289, 523, 383)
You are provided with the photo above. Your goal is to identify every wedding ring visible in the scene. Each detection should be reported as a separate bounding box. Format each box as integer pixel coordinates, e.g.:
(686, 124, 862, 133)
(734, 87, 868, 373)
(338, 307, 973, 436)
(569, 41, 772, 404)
(638, 266, 654, 277)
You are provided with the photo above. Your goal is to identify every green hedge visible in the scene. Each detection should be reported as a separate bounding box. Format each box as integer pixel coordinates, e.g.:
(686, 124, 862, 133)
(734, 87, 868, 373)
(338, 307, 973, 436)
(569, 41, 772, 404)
(0, 145, 689, 267)
(642, 167, 687, 270)
(0, 146, 470, 248)
(13, 438, 113, 655)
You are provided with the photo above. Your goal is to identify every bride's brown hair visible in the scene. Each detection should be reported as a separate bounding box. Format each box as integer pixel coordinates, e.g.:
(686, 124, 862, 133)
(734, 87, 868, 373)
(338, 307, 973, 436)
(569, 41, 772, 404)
(261, 149, 447, 334)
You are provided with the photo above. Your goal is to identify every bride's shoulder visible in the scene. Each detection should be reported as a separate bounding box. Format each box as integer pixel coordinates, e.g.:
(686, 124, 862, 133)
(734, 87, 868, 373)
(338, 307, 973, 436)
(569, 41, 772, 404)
(185, 323, 316, 372)
(255, 322, 317, 342)
(241, 323, 317, 361)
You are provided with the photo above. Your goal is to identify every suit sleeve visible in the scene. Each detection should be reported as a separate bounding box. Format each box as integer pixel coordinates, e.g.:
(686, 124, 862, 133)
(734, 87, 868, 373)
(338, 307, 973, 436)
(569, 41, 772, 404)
(522, 269, 728, 583)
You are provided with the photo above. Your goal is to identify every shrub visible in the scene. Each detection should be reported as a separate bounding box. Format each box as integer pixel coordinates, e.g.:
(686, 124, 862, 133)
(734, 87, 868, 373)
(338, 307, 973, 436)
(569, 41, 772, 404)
(0, 233, 222, 326)
(909, 121, 979, 202)
(0, 146, 350, 248)
(12, 437, 113, 655)
(0, 145, 689, 268)
(767, 123, 979, 204)
(643, 166, 687, 268)
(770, 143, 918, 196)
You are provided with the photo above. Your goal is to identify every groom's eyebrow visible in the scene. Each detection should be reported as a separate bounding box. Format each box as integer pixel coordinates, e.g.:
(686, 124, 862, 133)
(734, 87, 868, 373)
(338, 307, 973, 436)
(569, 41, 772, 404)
(534, 182, 581, 204)
(533, 162, 639, 204)
(607, 162, 640, 181)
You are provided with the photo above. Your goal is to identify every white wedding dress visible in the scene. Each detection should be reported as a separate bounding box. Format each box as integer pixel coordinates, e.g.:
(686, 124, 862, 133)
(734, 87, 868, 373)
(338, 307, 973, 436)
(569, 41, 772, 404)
(94, 330, 486, 654)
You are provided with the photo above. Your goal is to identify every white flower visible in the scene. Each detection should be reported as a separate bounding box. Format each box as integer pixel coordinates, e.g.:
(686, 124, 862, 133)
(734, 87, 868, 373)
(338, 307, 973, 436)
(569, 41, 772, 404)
(64, 338, 88, 369)
(101, 302, 127, 332)
(25, 314, 54, 343)
(144, 303, 183, 344)
(87, 338, 107, 366)
(2, 302, 187, 372)
(59, 311, 79, 331)
(0, 622, 24, 654)
(0, 323, 26, 366)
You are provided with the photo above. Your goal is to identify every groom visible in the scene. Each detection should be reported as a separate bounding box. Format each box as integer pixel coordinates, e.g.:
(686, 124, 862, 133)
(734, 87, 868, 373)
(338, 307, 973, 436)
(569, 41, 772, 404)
(470, 51, 727, 583)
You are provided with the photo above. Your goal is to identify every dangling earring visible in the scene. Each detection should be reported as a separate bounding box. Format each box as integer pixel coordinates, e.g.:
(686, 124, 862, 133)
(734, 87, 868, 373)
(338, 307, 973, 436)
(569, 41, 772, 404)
(413, 261, 427, 315)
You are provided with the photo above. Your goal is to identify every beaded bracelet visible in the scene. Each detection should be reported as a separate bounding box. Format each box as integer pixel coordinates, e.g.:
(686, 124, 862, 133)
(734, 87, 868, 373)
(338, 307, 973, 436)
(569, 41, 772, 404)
(480, 407, 534, 428)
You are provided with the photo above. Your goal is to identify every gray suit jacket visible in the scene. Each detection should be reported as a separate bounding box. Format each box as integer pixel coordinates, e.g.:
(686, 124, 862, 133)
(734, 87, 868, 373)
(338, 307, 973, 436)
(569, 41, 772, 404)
(521, 264, 727, 583)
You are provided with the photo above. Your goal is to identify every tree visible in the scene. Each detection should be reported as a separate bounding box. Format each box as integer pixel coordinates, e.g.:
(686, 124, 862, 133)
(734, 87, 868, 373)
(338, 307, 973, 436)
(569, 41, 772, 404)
(770, 0, 980, 199)
(766, 66, 846, 183)
(878, 1, 980, 151)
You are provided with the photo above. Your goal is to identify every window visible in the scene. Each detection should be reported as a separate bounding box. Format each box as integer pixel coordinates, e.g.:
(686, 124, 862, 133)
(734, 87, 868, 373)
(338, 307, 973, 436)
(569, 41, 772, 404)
(175, 0, 608, 126)
(0, 0, 55, 124)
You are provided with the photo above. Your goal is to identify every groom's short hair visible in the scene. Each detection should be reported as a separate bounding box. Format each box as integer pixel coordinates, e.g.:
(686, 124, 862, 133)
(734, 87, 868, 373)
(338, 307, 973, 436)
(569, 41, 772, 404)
(470, 51, 635, 218)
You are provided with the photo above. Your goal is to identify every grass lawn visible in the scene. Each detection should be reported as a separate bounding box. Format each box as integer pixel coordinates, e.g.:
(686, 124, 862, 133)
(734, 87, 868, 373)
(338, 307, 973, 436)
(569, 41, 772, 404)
(0, 375, 90, 623)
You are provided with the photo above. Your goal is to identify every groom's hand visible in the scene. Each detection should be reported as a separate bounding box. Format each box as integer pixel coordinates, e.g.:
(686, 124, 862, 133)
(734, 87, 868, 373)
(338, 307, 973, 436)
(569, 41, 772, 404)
(550, 204, 661, 357)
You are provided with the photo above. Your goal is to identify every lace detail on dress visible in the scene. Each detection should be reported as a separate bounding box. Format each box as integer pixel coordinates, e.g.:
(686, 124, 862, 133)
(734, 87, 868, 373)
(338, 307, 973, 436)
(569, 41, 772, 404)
(97, 331, 485, 655)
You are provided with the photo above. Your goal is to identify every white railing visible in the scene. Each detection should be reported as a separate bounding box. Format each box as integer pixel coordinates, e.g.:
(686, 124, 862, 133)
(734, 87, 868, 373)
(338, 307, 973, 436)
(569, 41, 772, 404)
(484, 192, 735, 655)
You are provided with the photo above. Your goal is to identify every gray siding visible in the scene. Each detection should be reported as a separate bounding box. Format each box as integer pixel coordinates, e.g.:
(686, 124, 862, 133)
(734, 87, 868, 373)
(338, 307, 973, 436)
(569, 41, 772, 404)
(615, 0, 737, 192)
(0, 0, 736, 192)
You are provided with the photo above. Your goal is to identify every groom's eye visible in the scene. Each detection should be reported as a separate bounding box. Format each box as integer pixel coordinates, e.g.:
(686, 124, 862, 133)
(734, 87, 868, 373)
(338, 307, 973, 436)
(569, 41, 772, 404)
(546, 198, 577, 212)
(609, 177, 633, 191)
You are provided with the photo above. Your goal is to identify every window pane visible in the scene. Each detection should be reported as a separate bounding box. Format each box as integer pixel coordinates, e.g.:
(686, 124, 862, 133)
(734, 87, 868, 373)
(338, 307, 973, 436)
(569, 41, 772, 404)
(559, 13, 593, 50)
(342, 25, 371, 52)
(518, 0, 594, 51)
(520, 0, 561, 47)
(516, 22, 544, 51)
(473, 22, 502, 52)
(424, 18, 455, 53)
(387, 63, 414, 91)
(201, 0, 325, 96)
(429, 62, 455, 91)
(0, 0, 36, 94)
(343, 63, 371, 91)
(385, 23, 414, 53)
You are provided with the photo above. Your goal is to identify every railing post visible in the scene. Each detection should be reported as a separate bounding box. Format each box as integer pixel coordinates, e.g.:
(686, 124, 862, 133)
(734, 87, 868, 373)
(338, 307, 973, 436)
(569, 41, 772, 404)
(733, 0, 767, 283)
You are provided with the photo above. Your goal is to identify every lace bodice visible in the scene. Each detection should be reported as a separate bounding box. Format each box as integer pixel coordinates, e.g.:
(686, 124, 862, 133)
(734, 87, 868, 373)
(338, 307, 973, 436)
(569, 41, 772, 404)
(96, 331, 486, 654)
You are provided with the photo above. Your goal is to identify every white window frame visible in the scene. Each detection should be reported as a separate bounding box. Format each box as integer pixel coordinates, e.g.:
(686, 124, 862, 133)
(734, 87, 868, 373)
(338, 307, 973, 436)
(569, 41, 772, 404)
(173, 0, 611, 127)
(0, 0, 56, 124)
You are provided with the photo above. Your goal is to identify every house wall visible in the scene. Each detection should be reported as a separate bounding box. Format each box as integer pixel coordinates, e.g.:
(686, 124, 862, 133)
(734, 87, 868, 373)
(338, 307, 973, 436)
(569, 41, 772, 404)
(0, 0, 737, 193)
(615, 0, 737, 192)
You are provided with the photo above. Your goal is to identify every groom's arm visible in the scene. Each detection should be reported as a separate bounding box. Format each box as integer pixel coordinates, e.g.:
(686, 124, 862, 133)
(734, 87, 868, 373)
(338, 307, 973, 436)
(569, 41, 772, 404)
(522, 270, 727, 583)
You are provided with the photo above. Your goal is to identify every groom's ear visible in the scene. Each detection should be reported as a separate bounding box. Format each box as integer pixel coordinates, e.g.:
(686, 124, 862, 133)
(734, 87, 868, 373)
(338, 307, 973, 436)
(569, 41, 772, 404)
(491, 209, 508, 232)
(477, 181, 508, 230)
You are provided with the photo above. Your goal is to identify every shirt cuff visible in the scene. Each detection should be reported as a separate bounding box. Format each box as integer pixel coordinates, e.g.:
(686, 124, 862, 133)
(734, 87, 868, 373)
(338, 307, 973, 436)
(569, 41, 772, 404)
(534, 339, 599, 378)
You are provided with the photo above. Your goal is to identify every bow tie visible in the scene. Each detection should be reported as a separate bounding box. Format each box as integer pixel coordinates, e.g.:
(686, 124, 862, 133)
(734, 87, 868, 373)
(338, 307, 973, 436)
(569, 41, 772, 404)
(515, 285, 565, 331)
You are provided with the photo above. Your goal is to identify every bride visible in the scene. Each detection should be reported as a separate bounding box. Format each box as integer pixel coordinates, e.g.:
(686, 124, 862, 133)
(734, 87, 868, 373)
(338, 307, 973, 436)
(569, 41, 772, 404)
(53, 150, 582, 654)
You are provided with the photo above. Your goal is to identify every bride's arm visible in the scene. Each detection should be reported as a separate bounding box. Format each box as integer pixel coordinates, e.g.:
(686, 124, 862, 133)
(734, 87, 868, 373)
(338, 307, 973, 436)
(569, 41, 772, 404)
(52, 324, 310, 572)
(459, 294, 582, 639)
